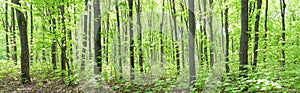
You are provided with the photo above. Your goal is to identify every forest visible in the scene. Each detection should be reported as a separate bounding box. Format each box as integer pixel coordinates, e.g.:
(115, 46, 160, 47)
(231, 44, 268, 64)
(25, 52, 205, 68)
(0, 0, 299, 92)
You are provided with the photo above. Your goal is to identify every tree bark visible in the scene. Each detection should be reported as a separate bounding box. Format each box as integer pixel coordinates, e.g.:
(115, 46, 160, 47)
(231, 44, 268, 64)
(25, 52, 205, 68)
(94, 0, 102, 75)
(136, 0, 144, 73)
(128, 0, 135, 81)
(61, 0, 67, 71)
(188, 0, 196, 88)
(13, 0, 31, 84)
(239, 0, 249, 78)
(263, 0, 268, 63)
(208, 0, 214, 69)
(224, 0, 230, 73)
(252, 0, 262, 70)
(280, 0, 286, 67)
(11, 5, 17, 64)
(5, 0, 10, 60)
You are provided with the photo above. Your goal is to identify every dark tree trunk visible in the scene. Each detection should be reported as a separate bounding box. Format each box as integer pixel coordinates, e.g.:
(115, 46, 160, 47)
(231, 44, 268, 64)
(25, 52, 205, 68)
(263, 0, 268, 63)
(94, 0, 102, 74)
(159, 0, 165, 68)
(224, 0, 230, 73)
(61, 1, 67, 70)
(136, 0, 144, 73)
(51, 17, 57, 70)
(170, 0, 180, 74)
(128, 0, 135, 81)
(13, 0, 31, 84)
(30, 3, 33, 62)
(280, 0, 286, 67)
(11, 5, 17, 64)
(188, 0, 196, 88)
(239, 0, 249, 78)
(252, 0, 262, 70)
(5, 1, 10, 60)
(115, 1, 122, 78)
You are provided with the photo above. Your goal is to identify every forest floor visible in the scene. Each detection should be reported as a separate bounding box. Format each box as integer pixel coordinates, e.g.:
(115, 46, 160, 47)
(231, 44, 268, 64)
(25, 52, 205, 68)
(0, 60, 82, 92)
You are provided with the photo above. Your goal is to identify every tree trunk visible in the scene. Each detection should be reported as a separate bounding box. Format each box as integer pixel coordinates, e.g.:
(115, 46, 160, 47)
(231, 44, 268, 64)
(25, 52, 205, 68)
(170, 0, 180, 74)
(11, 5, 17, 65)
(115, 1, 122, 78)
(136, 0, 144, 73)
(51, 17, 57, 70)
(128, 0, 135, 81)
(252, 0, 262, 70)
(280, 0, 286, 67)
(263, 0, 268, 63)
(188, 0, 196, 88)
(13, 0, 31, 84)
(81, 0, 88, 71)
(61, 1, 67, 71)
(159, 0, 165, 68)
(94, 0, 102, 74)
(224, 0, 230, 73)
(239, 0, 249, 78)
(5, 1, 10, 60)
(208, 0, 214, 69)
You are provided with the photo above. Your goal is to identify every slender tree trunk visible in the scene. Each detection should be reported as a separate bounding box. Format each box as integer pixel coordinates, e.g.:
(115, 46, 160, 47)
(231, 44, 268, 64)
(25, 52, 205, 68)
(13, 0, 31, 84)
(280, 0, 286, 67)
(128, 0, 135, 81)
(188, 0, 196, 88)
(170, 0, 180, 74)
(5, 1, 10, 60)
(30, 3, 33, 62)
(202, 0, 209, 67)
(159, 0, 165, 68)
(51, 17, 57, 70)
(240, 0, 249, 78)
(81, 0, 88, 71)
(94, 0, 102, 74)
(115, 1, 122, 78)
(252, 0, 262, 70)
(224, 0, 230, 73)
(263, 0, 268, 63)
(136, 0, 144, 73)
(11, 5, 17, 64)
(208, 0, 214, 69)
(61, 1, 67, 71)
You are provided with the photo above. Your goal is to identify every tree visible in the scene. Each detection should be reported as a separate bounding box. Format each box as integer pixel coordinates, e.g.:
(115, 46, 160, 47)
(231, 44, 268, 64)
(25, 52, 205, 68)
(208, 0, 214, 69)
(280, 0, 286, 67)
(224, 0, 230, 73)
(252, 0, 262, 70)
(128, 0, 135, 80)
(239, 0, 249, 78)
(11, 2, 17, 64)
(263, 0, 268, 63)
(136, 0, 144, 73)
(61, 0, 67, 71)
(94, 0, 102, 74)
(188, 0, 196, 88)
(5, 0, 10, 60)
(13, 0, 31, 84)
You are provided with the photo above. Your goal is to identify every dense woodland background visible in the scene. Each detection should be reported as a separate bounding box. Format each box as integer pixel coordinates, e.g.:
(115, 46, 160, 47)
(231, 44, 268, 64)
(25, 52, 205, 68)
(0, 0, 300, 92)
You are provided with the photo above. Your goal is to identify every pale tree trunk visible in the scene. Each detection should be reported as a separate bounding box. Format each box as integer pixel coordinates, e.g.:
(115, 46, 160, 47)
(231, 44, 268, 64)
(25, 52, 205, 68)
(81, 0, 88, 71)
(159, 0, 165, 68)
